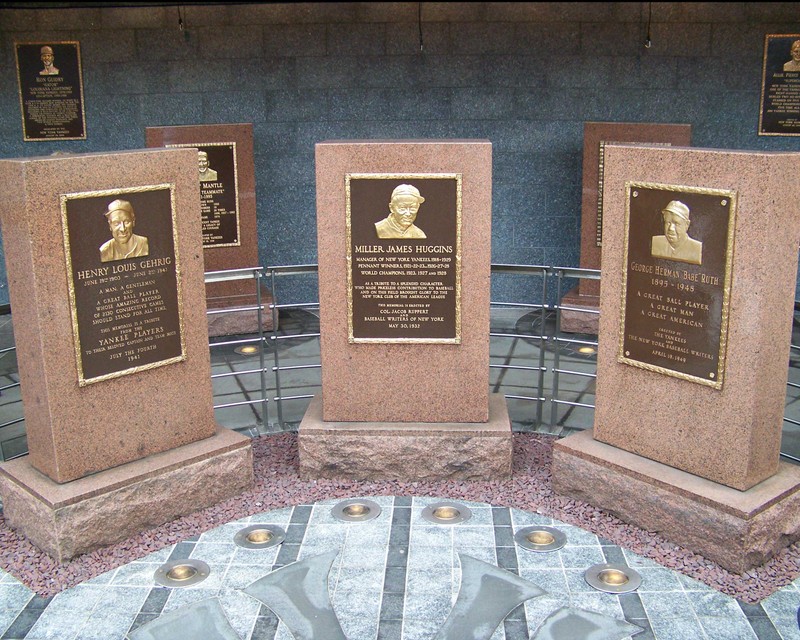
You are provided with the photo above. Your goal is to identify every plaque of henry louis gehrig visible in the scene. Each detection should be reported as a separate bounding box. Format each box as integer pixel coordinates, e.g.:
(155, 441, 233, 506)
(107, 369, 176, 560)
(61, 185, 186, 386)
(347, 174, 462, 344)
(166, 142, 240, 248)
(619, 183, 736, 389)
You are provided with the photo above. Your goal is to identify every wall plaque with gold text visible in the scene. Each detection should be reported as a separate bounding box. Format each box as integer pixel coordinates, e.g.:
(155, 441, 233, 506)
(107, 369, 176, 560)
(61, 185, 186, 385)
(347, 174, 461, 343)
(166, 142, 241, 247)
(619, 183, 736, 389)
(15, 41, 86, 141)
(759, 34, 800, 136)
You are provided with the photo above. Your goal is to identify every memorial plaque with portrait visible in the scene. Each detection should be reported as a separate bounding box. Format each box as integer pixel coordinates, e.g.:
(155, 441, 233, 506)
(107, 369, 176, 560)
(759, 34, 800, 136)
(166, 142, 240, 247)
(619, 183, 736, 389)
(15, 41, 86, 141)
(347, 174, 461, 343)
(61, 185, 186, 385)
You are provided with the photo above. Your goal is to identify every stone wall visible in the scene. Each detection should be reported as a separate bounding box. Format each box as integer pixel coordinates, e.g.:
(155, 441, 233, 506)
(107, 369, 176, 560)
(0, 2, 797, 305)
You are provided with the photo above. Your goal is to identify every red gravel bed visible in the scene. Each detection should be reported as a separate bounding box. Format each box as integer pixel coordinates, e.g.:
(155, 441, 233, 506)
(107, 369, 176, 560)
(0, 432, 797, 602)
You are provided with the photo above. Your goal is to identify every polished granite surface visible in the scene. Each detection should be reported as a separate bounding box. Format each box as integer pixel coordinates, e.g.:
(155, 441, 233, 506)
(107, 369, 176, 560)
(0, 496, 798, 639)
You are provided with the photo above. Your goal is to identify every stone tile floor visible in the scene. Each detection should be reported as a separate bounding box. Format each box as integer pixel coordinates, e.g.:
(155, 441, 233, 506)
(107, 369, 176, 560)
(0, 496, 798, 639)
(0, 304, 799, 638)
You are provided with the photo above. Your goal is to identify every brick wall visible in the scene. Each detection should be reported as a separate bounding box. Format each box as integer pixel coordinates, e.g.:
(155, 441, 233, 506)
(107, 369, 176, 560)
(0, 2, 798, 305)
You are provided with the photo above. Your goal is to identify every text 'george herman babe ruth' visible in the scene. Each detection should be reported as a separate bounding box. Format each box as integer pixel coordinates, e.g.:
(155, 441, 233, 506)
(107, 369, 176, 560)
(375, 184, 427, 239)
(650, 200, 702, 266)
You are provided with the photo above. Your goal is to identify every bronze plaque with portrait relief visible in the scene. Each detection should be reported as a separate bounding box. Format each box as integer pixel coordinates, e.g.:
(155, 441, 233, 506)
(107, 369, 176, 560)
(61, 185, 186, 386)
(15, 41, 86, 141)
(347, 174, 461, 343)
(759, 34, 800, 136)
(166, 142, 241, 247)
(619, 183, 736, 389)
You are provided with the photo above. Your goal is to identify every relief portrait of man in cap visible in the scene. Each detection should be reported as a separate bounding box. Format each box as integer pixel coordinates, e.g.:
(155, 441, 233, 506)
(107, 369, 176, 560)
(783, 39, 800, 72)
(651, 200, 702, 265)
(197, 150, 218, 182)
(38, 45, 59, 76)
(375, 184, 427, 239)
(99, 199, 150, 262)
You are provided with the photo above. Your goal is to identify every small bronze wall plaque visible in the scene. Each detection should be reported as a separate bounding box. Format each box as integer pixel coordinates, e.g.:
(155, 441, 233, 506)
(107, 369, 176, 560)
(619, 183, 736, 389)
(15, 41, 86, 141)
(347, 174, 461, 344)
(61, 185, 186, 386)
(166, 142, 241, 248)
(759, 34, 800, 136)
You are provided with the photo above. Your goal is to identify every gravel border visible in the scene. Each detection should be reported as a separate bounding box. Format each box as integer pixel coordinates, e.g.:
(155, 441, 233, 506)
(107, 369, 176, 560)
(0, 432, 798, 602)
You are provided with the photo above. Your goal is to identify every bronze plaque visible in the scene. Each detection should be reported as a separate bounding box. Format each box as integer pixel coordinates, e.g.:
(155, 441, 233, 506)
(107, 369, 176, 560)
(619, 183, 736, 389)
(61, 185, 186, 386)
(15, 41, 86, 141)
(759, 34, 800, 136)
(347, 174, 461, 343)
(166, 142, 241, 247)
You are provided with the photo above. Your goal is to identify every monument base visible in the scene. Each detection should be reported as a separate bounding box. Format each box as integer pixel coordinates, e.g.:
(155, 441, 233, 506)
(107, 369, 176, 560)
(559, 286, 599, 335)
(0, 428, 253, 563)
(206, 285, 275, 338)
(299, 394, 512, 481)
(552, 430, 800, 574)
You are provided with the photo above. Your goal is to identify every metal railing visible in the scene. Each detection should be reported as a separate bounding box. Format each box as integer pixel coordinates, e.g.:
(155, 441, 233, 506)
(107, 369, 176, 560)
(0, 263, 798, 464)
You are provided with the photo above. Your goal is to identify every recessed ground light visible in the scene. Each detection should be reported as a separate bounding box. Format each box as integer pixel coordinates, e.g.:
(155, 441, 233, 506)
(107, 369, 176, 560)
(514, 525, 567, 552)
(154, 559, 211, 588)
(421, 501, 472, 525)
(584, 563, 642, 593)
(234, 525, 286, 549)
(234, 345, 260, 355)
(331, 498, 382, 522)
(577, 346, 597, 355)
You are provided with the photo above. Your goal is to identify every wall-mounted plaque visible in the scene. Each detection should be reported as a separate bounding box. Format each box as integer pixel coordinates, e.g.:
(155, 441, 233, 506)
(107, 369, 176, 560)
(165, 142, 241, 248)
(759, 34, 800, 136)
(61, 184, 186, 385)
(618, 183, 736, 389)
(15, 41, 86, 141)
(347, 174, 461, 344)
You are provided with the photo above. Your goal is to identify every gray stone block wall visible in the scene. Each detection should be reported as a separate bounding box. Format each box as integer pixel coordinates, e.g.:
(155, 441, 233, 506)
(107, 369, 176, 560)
(0, 2, 798, 307)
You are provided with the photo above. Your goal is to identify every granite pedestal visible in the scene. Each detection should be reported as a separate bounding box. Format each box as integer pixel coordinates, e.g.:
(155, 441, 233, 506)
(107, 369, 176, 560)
(0, 428, 252, 563)
(306, 139, 510, 479)
(554, 144, 800, 572)
(146, 123, 274, 336)
(299, 394, 512, 481)
(553, 430, 800, 574)
(560, 122, 691, 334)
(0, 148, 253, 561)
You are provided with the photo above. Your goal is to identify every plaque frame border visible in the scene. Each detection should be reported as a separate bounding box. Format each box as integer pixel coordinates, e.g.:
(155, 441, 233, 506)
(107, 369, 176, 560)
(165, 141, 242, 248)
(60, 183, 188, 386)
(758, 33, 800, 137)
(345, 172, 463, 345)
(617, 181, 737, 390)
(14, 40, 87, 142)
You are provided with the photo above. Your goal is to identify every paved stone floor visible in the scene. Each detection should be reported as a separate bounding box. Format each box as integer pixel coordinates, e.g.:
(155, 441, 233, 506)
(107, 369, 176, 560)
(0, 495, 798, 639)
(0, 306, 799, 638)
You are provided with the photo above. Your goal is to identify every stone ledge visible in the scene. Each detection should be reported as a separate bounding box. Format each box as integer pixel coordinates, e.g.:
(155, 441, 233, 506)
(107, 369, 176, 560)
(0, 428, 253, 563)
(299, 394, 511, 481)
(559, 286, 599, 335)
(552, 429, 800, 574)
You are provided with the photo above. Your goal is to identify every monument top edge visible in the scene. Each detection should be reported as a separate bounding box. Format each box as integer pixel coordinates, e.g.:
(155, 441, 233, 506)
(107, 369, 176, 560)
(316, 139, 491, 145)
(0, 147, 197, 164)
(602, 143, 798, 157)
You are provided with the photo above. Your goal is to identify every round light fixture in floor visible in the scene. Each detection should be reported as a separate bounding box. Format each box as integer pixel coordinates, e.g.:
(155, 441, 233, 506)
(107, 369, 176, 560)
(514, 525, 567, 552)
(584, 563, 642, 593)
(421, 501, 472, 525)
(331, 498, 382, 522)
(154, 559, 211, 588)
(234, 525, 286, 549)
